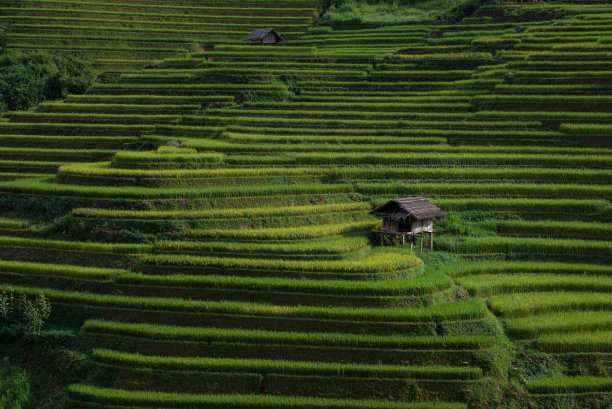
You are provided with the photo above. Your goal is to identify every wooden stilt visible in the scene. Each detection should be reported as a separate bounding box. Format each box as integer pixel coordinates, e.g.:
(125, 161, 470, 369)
(402, 235, 405, 246)
(380, 233, 384, 247)
(410, 235, 413, 250)
(420, 233, 423, 251)
(430, 231, 434, 251)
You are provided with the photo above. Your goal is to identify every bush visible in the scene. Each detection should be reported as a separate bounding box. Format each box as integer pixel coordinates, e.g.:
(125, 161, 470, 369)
(0, 50, 97, 112)
(465, 377, 529, 409)
(0, 289, 51, 336)
(0, 367, 31, 409)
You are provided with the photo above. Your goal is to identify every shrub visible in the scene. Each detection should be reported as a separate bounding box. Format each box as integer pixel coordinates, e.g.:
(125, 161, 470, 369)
(0, 50, 96, 111)
(0, 289, 51, 336)
(0, 367, 31, 409)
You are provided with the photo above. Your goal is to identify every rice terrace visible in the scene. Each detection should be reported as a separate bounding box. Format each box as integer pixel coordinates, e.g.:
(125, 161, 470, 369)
(0, 0, 611, 407)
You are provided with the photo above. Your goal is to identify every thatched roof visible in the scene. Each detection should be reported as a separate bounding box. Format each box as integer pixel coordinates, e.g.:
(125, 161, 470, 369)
(370, 197, 445, 221)
(243, 28, 285, 42)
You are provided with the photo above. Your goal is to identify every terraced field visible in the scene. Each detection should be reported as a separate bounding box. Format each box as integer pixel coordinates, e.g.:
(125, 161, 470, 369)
(0, 0, 611, 408)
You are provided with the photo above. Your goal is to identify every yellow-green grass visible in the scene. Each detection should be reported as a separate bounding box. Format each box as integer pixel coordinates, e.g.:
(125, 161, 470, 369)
(67, 384, 468, 409)
(91, 349, 483, 379)
(0, 284, 479, 323)
(459, 274, 612, 297)
(505, 311, 612, 339)
(441, 261, 612, 278)
(0, 177, 354, 199)
(527, 376, 612, 394)
(184, 220, 379, 240)
(82, 319, 497, 349)
(536, 331, 612, 353)
(139, 247, 423, 275)
(487, 292, 612, 318)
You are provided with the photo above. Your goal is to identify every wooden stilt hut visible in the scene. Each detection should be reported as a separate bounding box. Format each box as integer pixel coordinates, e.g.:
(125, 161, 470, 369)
(243, 28, 285, 45)
(370, 197, 445, 250)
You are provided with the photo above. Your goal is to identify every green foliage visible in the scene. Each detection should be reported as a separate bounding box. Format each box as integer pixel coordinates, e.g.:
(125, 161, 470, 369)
(0, 50, 96, 111)
(437, 214, 473, 235)
(0, 367, 31, 409)
(513, 350, 563, 384)
(318, 0, 469, 29)
(0, 289, 51, 337)
(465, 377, 529, 409)
(2, 1, 612, 407)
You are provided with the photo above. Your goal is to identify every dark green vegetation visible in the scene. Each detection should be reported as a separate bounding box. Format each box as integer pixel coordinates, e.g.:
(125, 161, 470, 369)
(0, 0, 610, 408)
(0, 366, 31, 409)
(0, 51, 97, 112)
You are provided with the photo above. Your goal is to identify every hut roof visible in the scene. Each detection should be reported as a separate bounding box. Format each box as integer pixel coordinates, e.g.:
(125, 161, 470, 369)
(243, 28, 285, 42)
(370, 196, 445, 221)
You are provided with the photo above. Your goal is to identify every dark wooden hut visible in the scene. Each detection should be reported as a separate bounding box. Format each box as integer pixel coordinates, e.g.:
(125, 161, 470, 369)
(370, 197, 445, 250)
(243, 28, 285, 45)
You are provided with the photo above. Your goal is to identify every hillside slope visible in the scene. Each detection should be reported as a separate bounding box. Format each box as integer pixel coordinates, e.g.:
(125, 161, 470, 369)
(0, 1, 611, 408)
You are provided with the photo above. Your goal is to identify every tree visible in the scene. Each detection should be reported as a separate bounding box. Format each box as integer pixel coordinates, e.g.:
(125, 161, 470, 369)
(0, 50, 97, 111)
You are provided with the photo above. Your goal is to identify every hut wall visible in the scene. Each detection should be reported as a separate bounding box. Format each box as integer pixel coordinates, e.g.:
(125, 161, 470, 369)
(382, 217, 400, 233)
(412, 220, 422, 234)
(410, 219, 433, 234)
(381, 216, 433, 235)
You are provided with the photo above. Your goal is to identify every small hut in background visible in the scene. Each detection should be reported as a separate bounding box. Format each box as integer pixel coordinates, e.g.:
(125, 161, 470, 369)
(243, 28, 285, 45)
(370, 197, 445, 250)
